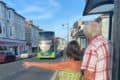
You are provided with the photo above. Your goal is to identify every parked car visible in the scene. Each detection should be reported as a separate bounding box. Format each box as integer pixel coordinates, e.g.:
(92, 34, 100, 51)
(0, 51, 16, 63)
(20, 51, 30, 59)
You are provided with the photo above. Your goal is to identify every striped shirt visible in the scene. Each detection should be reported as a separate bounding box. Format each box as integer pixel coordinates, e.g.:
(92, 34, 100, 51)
(81, 35, 112, 80)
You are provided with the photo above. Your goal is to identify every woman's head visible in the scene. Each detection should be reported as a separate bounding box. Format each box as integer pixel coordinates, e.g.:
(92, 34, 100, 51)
(66, 40, 83, 60)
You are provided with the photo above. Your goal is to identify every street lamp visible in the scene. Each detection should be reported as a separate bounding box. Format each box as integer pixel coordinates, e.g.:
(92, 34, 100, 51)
(62, 23, 69, 43)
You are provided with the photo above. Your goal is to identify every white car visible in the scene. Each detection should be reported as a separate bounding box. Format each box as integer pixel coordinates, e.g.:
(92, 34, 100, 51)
(20, 51, 29, 58)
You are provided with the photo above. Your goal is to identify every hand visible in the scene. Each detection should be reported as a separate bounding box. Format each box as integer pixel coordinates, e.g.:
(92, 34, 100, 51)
(82, 70, 95, 80)
(23, 62, 33, 69)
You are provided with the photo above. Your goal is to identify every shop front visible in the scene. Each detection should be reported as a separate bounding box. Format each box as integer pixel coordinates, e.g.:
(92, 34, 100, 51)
(0, 39, 26, 56)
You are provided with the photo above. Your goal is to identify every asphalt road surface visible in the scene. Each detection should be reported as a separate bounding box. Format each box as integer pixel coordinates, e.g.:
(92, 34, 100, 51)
(0, 57, 62, 80)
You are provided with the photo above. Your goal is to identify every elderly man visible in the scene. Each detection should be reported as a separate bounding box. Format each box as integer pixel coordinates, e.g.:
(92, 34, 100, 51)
(81, 21, 111, 80)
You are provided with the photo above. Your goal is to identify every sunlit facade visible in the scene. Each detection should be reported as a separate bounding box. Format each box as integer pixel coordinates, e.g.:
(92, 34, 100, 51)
(0, 1, 26, 56)
(25, 20, 43, 53)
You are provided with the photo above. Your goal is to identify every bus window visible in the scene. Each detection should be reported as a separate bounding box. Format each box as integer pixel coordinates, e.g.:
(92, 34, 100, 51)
(36, 31, 55, 59)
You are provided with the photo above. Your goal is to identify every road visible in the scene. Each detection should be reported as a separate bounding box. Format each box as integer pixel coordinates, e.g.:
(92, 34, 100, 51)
(0, 57, 62, 80)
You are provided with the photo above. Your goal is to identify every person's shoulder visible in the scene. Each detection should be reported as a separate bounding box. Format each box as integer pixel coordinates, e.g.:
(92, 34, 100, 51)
(91, 37, 105, 49)
(86, 44, 96, 51)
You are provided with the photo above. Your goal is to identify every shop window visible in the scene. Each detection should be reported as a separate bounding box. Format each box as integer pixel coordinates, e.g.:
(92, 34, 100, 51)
(0, 46, 7, 50)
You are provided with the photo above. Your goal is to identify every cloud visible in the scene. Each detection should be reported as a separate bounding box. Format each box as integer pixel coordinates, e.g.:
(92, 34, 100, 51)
(8, 2, 16, 6)
(17, 4, 53, 20)
(19, 5, 45, 14)
(49, 0, 61, 8)
(17, 0, 61, 20)
(3, 0, 16, 7)
(26, 12, 53, 20)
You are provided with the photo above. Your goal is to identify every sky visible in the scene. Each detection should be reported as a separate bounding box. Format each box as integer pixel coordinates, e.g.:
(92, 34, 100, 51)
(1, 0, 100, 39)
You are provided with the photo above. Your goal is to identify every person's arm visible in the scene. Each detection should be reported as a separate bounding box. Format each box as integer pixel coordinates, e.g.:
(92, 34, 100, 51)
(81, 50, 97, 80)
(23, 60, 70, 71)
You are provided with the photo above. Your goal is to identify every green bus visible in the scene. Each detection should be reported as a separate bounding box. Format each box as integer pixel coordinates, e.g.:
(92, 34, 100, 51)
(36, 31, 56, 58)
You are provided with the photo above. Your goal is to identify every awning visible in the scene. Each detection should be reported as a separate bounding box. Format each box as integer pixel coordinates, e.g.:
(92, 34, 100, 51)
(83, 0, 114, 16)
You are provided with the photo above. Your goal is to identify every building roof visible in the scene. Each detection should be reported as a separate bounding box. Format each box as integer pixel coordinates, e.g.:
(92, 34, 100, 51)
(26, 20, 43, 31)
(0, 1, 25, 19)
(0, 1, 6, 5)
(14, 11, 26, 19)
(7, 8, 15, 11)
(83, 0, 114, 16)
